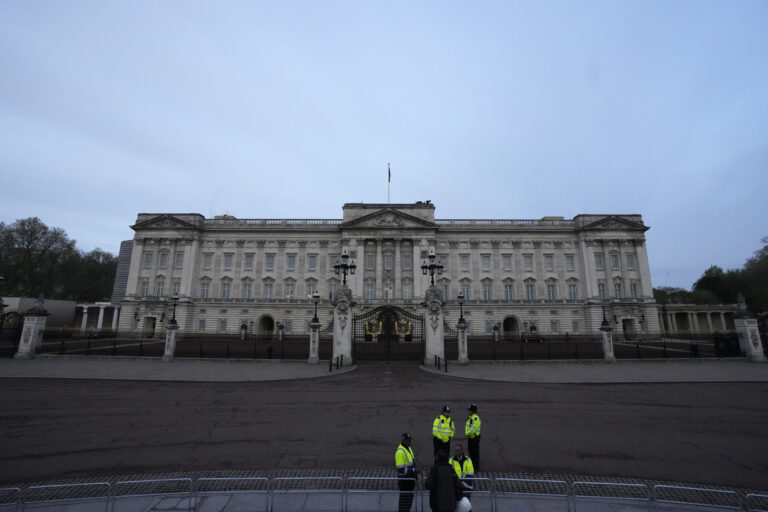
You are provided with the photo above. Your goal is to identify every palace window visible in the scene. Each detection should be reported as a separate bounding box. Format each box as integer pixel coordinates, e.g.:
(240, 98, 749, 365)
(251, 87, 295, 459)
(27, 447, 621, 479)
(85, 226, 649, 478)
(242, 282, 252, 299)
(482, 282, 492, 301)
(401, 253, 412, 270)
(597, 280, 606, 299)
(172, 279, 181, 296)
(143, 252, 153, 269)
(219, 319, 227, 332)
(244, 253, 254, 270)
(154, 278, 165, 298)
(630, 281, 638, 299)
(366, 253, 376, 270)
(525, 283, 536, 300)
(568, 283, 578, 300)
(523, 254, 533, 272)
(626, 253, 636, 270)
(504, 283, 515, 301)
(546, 283, 557, 301)
(565, 254, 575, 271)
(203, 253, 213, 270)
(481, 254, 491, 272)
(460, 283, 471, 300)
(307, 254, 317, 271)
(485, 320, 494, 334)
(158, 252, 168, 269)
(263, 282, 273, 299)
(198, 319, 206, 331)
(610, 253, 620, 271)
(283, 320, 292, 333)
(265, 254, 275, 271)
(329, 281, 338, 300)
(460, 254, 470, 271)
(306, 281, 318, 296)
(572, 320, 580, 333)
(614, 281, 623, 299)
(221, 281, 231, 299)
(223, 253, 234, 270)
(544, 254, 554, 272)
(365, 281, 376, 300)
(550, 320, 559, 333)
(502, 254, 513, 271)
(402, 281, 413, 300)
(285, 282, 295, 298)
(174, 252, 184, 269)
(384, 253, 393, 270)
(286, 254, 296, 271)
(595, 253, 604, 271)
(139, 279, 149, 297)
(200, 281, 210, 299)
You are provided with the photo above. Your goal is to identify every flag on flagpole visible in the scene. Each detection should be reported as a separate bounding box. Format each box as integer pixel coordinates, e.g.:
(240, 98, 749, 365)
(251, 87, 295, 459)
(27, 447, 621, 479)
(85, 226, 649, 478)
(388, 163, 391, 183)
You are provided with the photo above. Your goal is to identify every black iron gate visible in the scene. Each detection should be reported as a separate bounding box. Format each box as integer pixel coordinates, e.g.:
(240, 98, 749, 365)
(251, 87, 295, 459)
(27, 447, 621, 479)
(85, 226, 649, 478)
(352, 305, 424, 363)
(0, 312, 23, 358)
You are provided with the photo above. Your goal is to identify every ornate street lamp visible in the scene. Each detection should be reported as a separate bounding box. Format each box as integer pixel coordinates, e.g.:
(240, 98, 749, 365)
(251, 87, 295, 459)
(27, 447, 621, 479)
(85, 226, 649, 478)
(333, 249, 357, 286)
(311, 292, 320, 324)
(457, 292, 466, 327)
(421, 249, 444, 286)
(170, 294, 179, 326)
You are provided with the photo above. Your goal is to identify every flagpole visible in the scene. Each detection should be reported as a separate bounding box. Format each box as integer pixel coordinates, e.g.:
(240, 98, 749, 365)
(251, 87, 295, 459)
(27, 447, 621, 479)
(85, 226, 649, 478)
(387, 163, 390, 204)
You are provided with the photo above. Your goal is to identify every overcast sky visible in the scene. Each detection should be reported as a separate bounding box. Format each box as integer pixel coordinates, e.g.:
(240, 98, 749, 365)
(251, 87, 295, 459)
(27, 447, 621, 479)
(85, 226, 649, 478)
(1, 1, 766, 290)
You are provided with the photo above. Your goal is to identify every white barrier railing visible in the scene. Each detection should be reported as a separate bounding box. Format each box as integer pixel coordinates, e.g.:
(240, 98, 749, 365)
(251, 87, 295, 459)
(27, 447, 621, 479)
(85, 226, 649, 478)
(7, 476, 762, 511)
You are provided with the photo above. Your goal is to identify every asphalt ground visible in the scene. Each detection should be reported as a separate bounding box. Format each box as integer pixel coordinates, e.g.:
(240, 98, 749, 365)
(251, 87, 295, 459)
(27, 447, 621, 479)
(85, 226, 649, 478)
(1, 364, 767, 491)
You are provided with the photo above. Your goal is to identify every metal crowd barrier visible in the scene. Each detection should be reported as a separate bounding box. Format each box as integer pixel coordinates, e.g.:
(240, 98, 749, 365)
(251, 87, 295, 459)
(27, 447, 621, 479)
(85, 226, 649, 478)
(4, 476, 764, 511)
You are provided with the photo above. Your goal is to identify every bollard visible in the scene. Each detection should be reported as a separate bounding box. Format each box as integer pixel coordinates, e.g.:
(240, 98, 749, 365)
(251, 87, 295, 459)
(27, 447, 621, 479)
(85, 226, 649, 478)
(340, 354, 344, 367)
(444, 358, 448, 373)
(226, 338, 231, 359)
(336, 356, 340, 370)
(59, 338, 66, 355)
(199, 338, 204, 358)
(434, 354, 438, 367)
(329, 357, 333, 372)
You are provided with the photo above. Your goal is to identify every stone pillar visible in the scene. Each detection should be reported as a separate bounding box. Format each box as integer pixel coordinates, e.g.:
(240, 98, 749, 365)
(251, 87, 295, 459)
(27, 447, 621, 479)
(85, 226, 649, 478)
(111, 307, 120, 329)
(719, 313, 726, 331)
(600, 322, 616, 363)
(423, 286, 445, 365)
(706, 313, 713, 333)
(80, 307, 89, 331)
(394, 240, 401, 299)
(15, 304, 48, 359)
(733, 293, 765, 362)
(671, 314, 678, 334)
(375, 239, 383, 299)
(97, 306, 105, 329)
(308, 321, 320, 364)
(162, 321, 179, 362)
(332, 286, 354, 364)
(457, 320, 469, 365)
(688, 313, 697, 333)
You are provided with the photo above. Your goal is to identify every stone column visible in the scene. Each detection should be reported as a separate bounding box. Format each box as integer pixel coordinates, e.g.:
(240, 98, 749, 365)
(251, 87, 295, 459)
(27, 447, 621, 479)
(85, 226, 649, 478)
(111, 307, 120, 330)
(97, 306, 105, 329)
(671, 314, 678, 334)
(600, 321, 616, 363)
(719, 313, 726, 331)
(375, 239, 383, 299)
(308, 320, 320, 364)
(457, 320, 469, 365)
(394, 240, 401, 299)
(688, 313, 697, 333)
(733, 293, 766, 362)
(332, 286, 354, 364)
(423, 286, 445, 365)
(706, 313, 713, 333)
(162, 321, 179, 362)
(15, 304, 48, 359)
(80, 307, 89, 331)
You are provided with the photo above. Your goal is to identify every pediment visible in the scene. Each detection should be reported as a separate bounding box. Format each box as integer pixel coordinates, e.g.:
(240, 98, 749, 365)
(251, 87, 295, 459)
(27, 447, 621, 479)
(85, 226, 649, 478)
(131, 214, 201, 231)
(341, 209, 436, 230)
(580, 216, 647, 232)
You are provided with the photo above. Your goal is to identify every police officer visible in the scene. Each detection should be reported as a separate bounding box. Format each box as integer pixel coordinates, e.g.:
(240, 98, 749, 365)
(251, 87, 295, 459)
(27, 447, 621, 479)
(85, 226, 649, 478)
(432, 405, 455, 458)
(449, 444, 475, 498)
(465, 403, 482, 472)
(395, 432, 417, 512)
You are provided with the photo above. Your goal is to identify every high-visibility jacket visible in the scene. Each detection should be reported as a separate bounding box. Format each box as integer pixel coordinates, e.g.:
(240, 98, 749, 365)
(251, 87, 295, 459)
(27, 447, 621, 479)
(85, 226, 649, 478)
(395, 444, 415, 477)
(432, 414, 455, 442)
(465, 413, 481, 438)
(448, 455, 475, 478)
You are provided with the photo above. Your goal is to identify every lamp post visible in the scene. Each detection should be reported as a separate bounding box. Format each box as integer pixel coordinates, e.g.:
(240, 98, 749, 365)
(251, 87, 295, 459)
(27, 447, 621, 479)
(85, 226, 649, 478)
(170, 294, 179, 326)
(457, 292, 466, 327)
(311, 292, 320, 324)
(420, 249, 444, 287)
(333, 249, 357, 286)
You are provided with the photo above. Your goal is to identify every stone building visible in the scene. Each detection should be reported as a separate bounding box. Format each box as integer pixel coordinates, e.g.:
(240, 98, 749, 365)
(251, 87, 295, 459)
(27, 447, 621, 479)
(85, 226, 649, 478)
(118, 202, 661, 336)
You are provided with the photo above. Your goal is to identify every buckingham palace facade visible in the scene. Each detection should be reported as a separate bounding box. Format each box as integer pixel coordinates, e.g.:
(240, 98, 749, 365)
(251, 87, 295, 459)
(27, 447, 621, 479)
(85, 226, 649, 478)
(118, 202, 661, 335)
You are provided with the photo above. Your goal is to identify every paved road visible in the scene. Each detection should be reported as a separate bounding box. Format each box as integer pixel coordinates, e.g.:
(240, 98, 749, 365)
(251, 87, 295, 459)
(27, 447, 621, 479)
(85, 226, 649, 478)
(1, 365, 767, 490)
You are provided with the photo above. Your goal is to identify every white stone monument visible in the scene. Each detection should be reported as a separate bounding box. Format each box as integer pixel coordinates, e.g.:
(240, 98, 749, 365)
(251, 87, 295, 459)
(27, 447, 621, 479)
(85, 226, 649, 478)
(15, 301, 48, 359)
(423, 286, 445, 366)
(308, 320, 320, 364)
(162, 321, 179, 362)
(332, 286, 353, 364)
(733, 293, 765, 362)
(457, 319, 469, 365)
(600, 322, 616, 363)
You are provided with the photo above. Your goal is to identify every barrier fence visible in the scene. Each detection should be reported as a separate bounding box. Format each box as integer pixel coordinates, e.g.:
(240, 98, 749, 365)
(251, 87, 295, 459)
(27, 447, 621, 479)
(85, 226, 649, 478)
(2, 476, 764, 512)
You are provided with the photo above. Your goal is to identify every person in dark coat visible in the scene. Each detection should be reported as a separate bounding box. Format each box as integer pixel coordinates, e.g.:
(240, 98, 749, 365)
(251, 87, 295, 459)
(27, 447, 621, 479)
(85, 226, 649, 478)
(425, 450, 462, 512)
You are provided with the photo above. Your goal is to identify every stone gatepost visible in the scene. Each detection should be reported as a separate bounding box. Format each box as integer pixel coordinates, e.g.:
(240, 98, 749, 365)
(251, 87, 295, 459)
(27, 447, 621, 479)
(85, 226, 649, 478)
(457, 320, 469, 365)
(15, 302, 49, 359)
(332, 286, 354, 364)
(162, 321, 179, 362)
(734, 293, 766, 362)
(423, 286, 445, 366)
(600, 321, 616, 363)
(308, 321, 321, 364)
